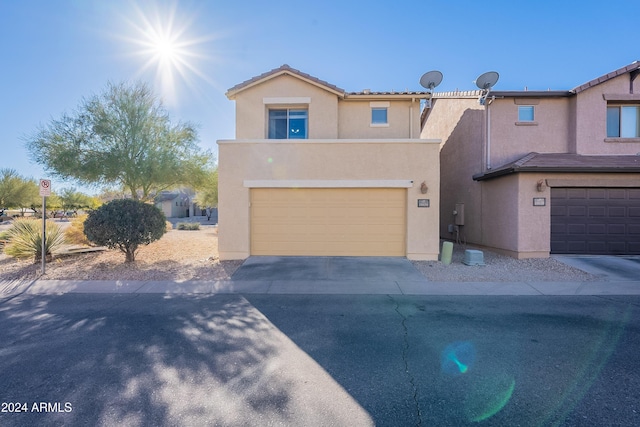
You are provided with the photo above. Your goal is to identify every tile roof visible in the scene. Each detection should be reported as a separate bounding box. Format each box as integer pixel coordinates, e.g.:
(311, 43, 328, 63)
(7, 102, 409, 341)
(347, 91, 430, 96)
(572, 61, 640, 93)
(226, 64, 431, 100)
(473, 152, 640, 181)
(226, 64, 345, 98)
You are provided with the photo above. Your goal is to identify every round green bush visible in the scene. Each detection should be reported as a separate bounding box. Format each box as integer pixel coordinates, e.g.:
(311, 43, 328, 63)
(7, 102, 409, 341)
(84, 199, 166, 262)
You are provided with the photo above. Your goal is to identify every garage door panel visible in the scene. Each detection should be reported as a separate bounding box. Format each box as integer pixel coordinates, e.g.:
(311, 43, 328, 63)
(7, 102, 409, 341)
(551, 187, 640, 255)
(251, 188, 406, 256)
(567, 188, 587, 199)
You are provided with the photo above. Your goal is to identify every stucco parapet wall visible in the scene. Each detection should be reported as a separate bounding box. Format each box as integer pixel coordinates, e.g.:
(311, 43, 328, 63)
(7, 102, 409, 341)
(217, 138, 440, 145)
(431, 90, 483, 98)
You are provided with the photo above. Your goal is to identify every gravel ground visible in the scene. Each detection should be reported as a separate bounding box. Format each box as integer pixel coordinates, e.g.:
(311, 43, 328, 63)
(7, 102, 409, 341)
(1, 219, 597, 282)
(0, 224, 243, 281)
(412, 242, 599, 282)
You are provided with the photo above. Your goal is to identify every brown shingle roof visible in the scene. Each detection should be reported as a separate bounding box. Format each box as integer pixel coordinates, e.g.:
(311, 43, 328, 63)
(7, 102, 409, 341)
(226, 64, 345, 99)
(473, 152, 640, 181)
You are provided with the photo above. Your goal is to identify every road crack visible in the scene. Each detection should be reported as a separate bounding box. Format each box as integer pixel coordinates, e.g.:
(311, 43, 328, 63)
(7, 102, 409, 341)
(388, 295, 423, 426)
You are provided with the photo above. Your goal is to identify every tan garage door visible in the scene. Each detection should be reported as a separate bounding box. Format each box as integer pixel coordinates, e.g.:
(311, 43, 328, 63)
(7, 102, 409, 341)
(251, 188, 406, 256)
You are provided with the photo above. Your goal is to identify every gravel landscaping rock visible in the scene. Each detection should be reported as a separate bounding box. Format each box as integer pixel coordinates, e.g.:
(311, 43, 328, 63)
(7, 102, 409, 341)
(1, 222, 598, 283)
(0, 225, 242, 281)
(412, 242, 599, 282)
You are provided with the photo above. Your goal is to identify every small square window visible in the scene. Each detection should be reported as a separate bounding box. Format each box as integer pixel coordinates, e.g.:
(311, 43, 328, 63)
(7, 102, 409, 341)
(518, 106, 535, 122)
(371, 108, 388, 124)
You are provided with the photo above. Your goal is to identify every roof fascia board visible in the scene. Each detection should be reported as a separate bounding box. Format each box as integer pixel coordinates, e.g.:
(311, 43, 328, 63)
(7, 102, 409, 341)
(474, 166, 640, 181)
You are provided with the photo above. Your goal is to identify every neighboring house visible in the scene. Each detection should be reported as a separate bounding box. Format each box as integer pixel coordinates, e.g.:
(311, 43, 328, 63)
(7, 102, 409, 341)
(421, 61, 640, 258)
(155, 190, 194, 218)
(217, 64, 441, 260)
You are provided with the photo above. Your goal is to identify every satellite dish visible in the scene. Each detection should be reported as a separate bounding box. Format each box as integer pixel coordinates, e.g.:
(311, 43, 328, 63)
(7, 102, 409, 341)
(419, 70, 443, 91)
(475, 71, 499, 90)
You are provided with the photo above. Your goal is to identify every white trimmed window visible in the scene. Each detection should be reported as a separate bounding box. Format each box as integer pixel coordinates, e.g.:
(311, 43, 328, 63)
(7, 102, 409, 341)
(268, 109, 308, 139)
(518, 105, 535, 122)
(371, 108, 388, 124)
(607, 105, 640, 138)
(370, 101, 390, 126)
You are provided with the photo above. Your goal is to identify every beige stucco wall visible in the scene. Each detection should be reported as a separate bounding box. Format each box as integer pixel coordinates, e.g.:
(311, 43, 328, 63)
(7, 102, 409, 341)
(575, 75, 640, 154)
(233, 74, 339, 139)
(217, 139, 441, 260)
(339, 99, 422, 139)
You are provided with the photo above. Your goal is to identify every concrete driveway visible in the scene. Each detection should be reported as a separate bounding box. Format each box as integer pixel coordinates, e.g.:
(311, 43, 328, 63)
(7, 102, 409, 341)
(231, 256, 427, 282)
(554, 255, 640, 281)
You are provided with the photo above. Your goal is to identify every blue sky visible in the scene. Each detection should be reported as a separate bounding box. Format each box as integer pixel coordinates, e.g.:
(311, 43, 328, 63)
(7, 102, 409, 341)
(1, 0, 638, 195)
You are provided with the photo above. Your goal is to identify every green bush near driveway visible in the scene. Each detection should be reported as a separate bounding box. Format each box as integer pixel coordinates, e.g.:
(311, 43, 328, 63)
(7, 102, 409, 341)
(84, 199, 166, 262)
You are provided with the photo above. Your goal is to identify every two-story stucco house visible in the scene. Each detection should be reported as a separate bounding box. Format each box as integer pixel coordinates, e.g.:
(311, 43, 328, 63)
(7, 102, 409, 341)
(217, 65, 441, 260)
(422, 61, 640, 258)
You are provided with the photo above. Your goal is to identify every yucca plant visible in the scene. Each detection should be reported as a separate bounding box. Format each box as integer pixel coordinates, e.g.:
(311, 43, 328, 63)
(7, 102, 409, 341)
(4, 218, 66, 263)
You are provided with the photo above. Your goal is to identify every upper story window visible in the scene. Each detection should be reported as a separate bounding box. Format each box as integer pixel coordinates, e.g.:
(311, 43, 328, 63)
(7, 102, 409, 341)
(607, 105, 640, 138)
(371, 108, 388, 124)
(370, 101, 390, 127)
(268, 109, 308, 139)
(518, 105, 535, 122)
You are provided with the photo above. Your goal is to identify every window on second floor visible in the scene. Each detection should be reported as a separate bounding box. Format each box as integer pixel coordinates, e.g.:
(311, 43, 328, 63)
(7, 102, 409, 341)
(371, 107, 388, 124)
(607, 105, 640, 138)
(268, 109, 308, 139)
(518, 105, 535, 122)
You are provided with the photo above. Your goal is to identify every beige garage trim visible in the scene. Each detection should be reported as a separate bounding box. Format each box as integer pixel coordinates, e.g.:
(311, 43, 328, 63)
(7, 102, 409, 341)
(251, 188, 406, 256)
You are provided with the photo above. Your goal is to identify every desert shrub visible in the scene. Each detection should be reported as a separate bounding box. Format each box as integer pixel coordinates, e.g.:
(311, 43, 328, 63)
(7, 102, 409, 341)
(64, 214, 91, 246)
(4, 218, 66, 262)
(165, 220, 174, 231)
(84, 199, 166, 262)
(177, 222, 200, 230)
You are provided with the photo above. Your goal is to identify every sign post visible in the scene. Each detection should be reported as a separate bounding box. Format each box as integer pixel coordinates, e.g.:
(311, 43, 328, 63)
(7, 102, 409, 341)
(39, 179, 51, 275)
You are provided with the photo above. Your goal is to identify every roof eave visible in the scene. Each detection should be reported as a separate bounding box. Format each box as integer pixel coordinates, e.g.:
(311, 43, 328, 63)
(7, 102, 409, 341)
(474, 166, 640, 181)
(226, 66, 346, 100)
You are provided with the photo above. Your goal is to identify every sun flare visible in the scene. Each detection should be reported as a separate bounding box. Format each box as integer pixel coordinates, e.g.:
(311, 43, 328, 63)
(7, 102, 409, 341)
(118, 3, 215, 105)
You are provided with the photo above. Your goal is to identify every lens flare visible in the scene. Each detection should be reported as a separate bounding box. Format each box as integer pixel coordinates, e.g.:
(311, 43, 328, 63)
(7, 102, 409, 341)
(464, 374, 516, 422)
(441, 341, 476, 376)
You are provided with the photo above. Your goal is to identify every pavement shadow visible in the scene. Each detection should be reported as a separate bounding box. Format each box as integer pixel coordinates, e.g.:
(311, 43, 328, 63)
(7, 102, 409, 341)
(0, 294, 371, 426)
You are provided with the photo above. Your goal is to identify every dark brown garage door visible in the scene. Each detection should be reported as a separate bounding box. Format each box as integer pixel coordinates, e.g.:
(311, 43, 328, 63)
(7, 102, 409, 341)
(551, 188, 640, 254)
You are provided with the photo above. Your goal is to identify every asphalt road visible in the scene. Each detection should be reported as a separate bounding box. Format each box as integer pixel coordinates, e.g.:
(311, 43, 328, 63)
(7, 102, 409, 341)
(0, 293, 638, 426)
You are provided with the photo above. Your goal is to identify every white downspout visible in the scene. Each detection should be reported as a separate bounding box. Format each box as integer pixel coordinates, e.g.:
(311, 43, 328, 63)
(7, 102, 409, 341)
(486, 100, 491, 170)
(410, 98, 414, 138)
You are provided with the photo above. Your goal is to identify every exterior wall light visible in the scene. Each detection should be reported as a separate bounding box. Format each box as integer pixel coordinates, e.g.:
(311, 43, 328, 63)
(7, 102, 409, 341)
(420, 181, 428, 194)
(536, 179, 546, 192)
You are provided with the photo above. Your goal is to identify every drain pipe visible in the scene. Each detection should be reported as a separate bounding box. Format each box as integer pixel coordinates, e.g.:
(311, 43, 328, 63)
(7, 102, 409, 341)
(486, 100, 491, 170)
